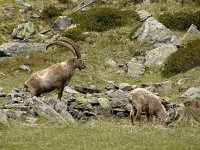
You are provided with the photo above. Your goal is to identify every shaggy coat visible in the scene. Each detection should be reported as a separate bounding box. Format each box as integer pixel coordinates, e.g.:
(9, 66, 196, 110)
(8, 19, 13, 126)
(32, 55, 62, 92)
(128, 88, 168, 126)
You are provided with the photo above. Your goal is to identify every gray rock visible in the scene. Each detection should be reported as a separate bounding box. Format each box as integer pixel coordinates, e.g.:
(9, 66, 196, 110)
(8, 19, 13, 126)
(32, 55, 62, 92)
(0, 88, 6, 97)
(131, 56, 146, 64)
(145, 45, 177, 66)
(177, 77, 188, 85)
(161, 81, 173, 90)
(0, 42, 47, 56)
(12, 21, 36, 39)
(104, 59, 117, 68)
(0, 109, 7, 122)
(52, 16, 72, 31)
(15, 0, 32, 10)
(118, 83, 134, 91)
(74, 85, 101, 94)
(127, 61, 145, 77)
(180, 87, 200, 99)
(20, 65, 31, 73)
(137, 10, 152, 21)
(64, 86, 79, 94)
(97, 98, 110, 109)
(132, 17, 177, 47)
(5, 109, 27, 120)
(25, 97, 74, 123)
(108, 89, 128, 108)
(177, 24, 200, 47)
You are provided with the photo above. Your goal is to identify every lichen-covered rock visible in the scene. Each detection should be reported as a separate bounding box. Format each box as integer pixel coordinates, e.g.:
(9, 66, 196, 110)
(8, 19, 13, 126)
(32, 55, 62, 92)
(0, 42, 47, 56)
(132, 17, 177, 47)
(145, 45, 177, 66)
(12, 21, 36, 39)
(127, 61, 145, 77)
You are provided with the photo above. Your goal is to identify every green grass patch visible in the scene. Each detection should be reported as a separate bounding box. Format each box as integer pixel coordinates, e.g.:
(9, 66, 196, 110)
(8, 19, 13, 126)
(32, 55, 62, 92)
(0, 119, 200, 150)
(159, 10, 200, 30)
(162, 36, 200, 77)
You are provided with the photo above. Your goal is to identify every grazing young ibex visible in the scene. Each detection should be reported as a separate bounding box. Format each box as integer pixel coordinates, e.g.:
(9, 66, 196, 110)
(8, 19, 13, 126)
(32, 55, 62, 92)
(24, 37, 86, 100)
(128, 88, 169, 126)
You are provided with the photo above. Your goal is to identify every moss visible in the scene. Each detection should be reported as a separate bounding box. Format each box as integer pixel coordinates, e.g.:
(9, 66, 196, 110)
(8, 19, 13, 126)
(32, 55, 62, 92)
(61, 26, 86, 42)
(69, 7, 139, 32)
(162, 36, 200, 77)
(159, 10, 200, 30)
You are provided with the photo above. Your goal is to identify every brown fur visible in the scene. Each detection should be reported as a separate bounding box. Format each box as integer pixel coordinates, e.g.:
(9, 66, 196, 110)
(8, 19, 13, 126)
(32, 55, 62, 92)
(24, 38, 86, 100)
(128, 88, 168, 126)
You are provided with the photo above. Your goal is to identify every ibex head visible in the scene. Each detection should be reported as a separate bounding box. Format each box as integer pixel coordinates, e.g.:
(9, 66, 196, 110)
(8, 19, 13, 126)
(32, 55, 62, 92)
(46, 37, 86, 70)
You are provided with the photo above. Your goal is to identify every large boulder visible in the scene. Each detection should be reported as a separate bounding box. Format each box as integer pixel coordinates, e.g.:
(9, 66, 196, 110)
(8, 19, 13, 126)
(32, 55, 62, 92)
(12, 21, 36, 39)
(52, 16, 72, 31)
(145, 45, 177, 66)
(0, 42, 47, 56)
(132, 17, 177, 47)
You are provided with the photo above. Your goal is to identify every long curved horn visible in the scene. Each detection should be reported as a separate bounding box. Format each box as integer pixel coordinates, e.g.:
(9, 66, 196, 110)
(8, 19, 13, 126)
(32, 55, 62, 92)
(46, 41, 77, 57)
(57, 37, 81, 59)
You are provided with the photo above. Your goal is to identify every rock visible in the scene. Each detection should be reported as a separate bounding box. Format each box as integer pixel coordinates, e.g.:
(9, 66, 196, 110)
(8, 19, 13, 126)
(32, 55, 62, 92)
(131, 56, 146, 64)
(25, 97, 73, 123)
(127, 61, 145, 77)
(74, 85, 101, 94)
(145, 45, 177, 66)
(161, 80, 173, 90)
(52, 16, 72, 31)
(64, 86, 79, 94)
(25, 116, 37, 124)
(137, 10, 152, 21)
(141, 84, 156, 92)
(180, 87, 200, 99)
(5, 109, 27, 120)
(108, 89, 128, 108)
(0, 109, 7, 122)
(132, 17, 177, 47)
(118, 83, 134, 91)
(177, 24, 200, 47)
(177, 77, 188, 85)
(104, 59, 117, 68)
(97, 98, 110, 109)
(15, 0, 32, 10)
(20, 65, 31, 73)
(0, 42, 47, 56)
(12, 21, 36, 39)
(0, 88, 6, 97)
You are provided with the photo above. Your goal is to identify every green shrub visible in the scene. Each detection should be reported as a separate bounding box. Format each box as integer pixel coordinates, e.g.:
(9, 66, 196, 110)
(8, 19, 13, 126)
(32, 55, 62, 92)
(159, 10, 200, 30)
(62, 27, 86, 42)
(162, 37, 200, 77)
(41, 5, 62, 19)
(69, 7, 139, 32)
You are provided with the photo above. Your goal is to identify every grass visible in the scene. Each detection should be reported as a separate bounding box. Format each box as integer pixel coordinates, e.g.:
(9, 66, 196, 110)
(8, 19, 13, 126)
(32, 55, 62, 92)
(0, 0, 200, 149)
(0, 119, 200, 150)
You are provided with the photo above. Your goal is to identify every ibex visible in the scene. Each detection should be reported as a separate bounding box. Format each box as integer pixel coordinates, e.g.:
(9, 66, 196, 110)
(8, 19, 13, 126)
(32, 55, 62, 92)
(24, 37, 86, 100)
(128, 88, 169, 126)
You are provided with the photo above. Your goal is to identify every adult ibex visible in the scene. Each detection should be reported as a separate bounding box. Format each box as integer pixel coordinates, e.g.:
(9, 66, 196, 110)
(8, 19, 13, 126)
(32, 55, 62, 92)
(24, 37, 86, 100)
(128, 88, 169, 126)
